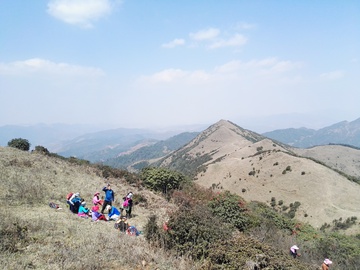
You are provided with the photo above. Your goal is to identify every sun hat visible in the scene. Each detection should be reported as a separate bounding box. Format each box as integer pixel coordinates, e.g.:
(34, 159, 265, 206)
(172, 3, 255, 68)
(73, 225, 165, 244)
(324, 259, 332, 265)
(94, 192, 100, 196)
(75, 193, 80, 197)
(291, 245, 299, 250)
(127, 192, 133, 199)
(81, 201, 86, 206)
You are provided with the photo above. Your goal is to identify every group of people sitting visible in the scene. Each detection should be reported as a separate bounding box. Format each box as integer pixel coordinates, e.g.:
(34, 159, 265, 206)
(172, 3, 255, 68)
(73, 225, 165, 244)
(66, 183, 134, 222)
(290, 245, 333, 269)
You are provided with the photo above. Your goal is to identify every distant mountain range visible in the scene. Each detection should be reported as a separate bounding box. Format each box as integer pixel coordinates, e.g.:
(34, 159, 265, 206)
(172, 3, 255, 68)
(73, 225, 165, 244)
(1, 118, 359, 165)
(263, 117, 360, 148)
(103, 132, 199, 170)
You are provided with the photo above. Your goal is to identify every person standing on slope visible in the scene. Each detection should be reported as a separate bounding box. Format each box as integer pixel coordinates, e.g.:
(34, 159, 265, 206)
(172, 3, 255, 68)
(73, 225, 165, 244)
(101, 183, 114, 214)
(290, 245, 300, 258)
(321, 258, 332, 270)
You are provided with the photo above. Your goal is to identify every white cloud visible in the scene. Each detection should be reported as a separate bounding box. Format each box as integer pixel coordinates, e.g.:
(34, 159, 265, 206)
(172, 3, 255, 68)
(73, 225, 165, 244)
(143, 69, 188, 83)
(47, 0, 118, 28)
(162, 38, 185, 48)
(189, 28, 220, 41)
(236, 22, 257, 30)
(320, 70, 344, 80)
(139, 57, 302, 86)
(0, 58, 104, 77)
(209, 34, 247, 49)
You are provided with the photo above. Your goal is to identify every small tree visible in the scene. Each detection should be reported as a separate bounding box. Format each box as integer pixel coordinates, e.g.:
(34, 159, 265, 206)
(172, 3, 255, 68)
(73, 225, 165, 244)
(7, 138, 30, 151)
(140, 167, 188, 194)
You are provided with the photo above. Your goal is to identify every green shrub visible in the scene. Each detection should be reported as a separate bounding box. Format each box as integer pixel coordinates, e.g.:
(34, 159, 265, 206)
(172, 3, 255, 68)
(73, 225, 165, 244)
(7, 138, 30, 151)
(165, 204, 232, 260)
(205, 234, 311, 270)
(33, 145, 50, 155)
(208, 191, 252, 231)
(314, 232, 360, 269)
(140, 167, 188, 194)
(144, 215, 161, 244)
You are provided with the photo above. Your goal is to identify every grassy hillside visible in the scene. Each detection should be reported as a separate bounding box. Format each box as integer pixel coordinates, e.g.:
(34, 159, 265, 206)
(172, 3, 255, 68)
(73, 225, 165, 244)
(0, 146, 195, 269)
(2, 146, 360, 269)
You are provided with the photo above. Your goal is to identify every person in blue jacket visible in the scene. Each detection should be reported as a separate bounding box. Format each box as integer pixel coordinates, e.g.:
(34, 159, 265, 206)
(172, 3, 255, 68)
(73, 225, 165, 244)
(101, 183, 114, 214)
(108, 205, 121, 221)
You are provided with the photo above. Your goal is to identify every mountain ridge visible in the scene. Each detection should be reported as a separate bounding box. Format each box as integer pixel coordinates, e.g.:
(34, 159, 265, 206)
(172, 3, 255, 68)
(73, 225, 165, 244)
(263, 117, 360, 148)
(156, 119, 360, 231)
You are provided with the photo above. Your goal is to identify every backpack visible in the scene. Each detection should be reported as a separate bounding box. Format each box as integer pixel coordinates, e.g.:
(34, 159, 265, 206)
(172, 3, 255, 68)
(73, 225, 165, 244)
(123, 198, 129, 208)
(126, 226, 140, 236)
(49, 202, 59, 209)
(66, 192, 73, 200)
(114, 219, 129, 232)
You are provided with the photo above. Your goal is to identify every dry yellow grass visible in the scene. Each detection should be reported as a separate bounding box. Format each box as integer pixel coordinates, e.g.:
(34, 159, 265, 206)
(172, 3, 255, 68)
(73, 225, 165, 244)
(166, 121, 360, 233)
(0, 146, 198, 270)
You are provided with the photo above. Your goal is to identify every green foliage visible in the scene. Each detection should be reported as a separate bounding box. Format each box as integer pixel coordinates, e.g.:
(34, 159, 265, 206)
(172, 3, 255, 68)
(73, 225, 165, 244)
(140, 167, 188, 194)
(332, 216, 358, 231)
(164, 204, 232, 260)
(249, 201, 296, 232)
(7, 138, 30, 151)
(33, 145, 50, 155)
(144, 215, 161, 243)
(67, 156, 90, 166)
(205, 234, 311, 270)
(314, 232, 360, 269)
(270, 197, 276, 207)
(208, 191, 252, 231)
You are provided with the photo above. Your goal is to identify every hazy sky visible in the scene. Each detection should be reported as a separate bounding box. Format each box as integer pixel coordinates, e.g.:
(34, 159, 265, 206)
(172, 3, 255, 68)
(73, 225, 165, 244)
(1, 0, 359, 132)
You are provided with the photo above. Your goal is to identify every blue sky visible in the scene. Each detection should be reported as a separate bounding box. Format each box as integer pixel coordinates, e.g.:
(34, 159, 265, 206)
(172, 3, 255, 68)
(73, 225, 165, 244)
(1, 0, 359, 132)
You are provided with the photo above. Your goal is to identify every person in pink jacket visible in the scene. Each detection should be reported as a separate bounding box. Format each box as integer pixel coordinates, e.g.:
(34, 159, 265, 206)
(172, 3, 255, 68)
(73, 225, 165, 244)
(92, 192, 102, 206)
(290, 245, 300, 258)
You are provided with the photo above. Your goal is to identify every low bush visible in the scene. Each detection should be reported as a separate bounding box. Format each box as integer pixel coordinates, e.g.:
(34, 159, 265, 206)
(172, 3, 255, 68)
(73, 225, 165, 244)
(163, 204, 232, 260)
(208, 191, 252, 231)
(205, 234, 312, 270)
